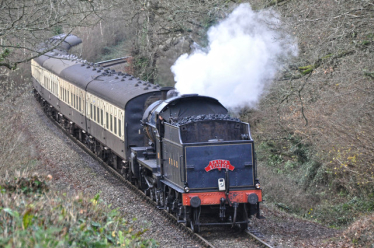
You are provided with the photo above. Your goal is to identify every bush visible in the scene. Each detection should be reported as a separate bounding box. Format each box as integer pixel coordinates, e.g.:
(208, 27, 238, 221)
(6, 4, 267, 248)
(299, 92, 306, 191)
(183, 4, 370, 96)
(307, 196, 374, 228)
(0, 176, 157, 248)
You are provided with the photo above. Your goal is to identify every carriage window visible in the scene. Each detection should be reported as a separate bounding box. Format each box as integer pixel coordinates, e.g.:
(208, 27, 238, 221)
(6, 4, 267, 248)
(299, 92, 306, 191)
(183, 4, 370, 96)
(101, 109, 103, 125)
(76, 95, 78, 109)
(79, 97, 82, 111)
(106, 112, 109, 128)
(110, 114, 113, 132)
(114, 117, 117, 135)
(90, 103, 93, 119)
(94, 105, 96, 121)
(118, 119, 121, 137)
(97, 107, 100, 124)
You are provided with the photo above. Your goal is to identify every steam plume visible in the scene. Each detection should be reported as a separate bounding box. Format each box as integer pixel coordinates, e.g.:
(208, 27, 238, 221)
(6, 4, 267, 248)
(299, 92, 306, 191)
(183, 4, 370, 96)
(171, 3, 298, 108)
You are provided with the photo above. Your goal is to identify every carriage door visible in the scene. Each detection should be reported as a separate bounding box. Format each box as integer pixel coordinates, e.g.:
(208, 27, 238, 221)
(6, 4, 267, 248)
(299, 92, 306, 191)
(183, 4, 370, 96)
(86, 94, 91, 133)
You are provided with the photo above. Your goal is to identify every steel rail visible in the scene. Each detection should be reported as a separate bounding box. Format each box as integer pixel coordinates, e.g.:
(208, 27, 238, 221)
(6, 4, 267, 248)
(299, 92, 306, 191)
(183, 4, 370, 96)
(96, 57, 130, 68)
(245, 229, 273, 248)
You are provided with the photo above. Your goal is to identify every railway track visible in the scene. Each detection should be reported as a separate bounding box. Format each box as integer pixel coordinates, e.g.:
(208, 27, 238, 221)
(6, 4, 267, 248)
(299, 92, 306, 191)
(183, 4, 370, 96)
(96, 57, 130, 68)
(246, 229, 273, 248)
(37, 98, 272, 248)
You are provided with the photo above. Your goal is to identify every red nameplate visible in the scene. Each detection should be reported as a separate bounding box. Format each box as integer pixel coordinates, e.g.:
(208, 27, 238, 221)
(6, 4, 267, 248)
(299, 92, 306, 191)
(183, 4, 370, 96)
(205, 159, 235, 172)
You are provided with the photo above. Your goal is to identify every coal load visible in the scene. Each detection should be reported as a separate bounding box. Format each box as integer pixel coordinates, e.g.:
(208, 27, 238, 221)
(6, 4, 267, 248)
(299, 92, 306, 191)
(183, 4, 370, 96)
(172, 114, 240, 126)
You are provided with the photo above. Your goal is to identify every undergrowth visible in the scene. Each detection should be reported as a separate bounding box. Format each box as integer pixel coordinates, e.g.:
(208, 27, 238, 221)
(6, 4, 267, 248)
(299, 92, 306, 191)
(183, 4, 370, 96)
(309, 195, 374, 228)
(0, 175, 157, 247)
(256, 134, 374, 228)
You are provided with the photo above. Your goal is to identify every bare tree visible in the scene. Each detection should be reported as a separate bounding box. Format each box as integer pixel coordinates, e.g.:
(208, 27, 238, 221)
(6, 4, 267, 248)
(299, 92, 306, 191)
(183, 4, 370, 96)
(118, 0, 235, 84)
(0, 0, 113, 70)
(253, 0, 374, 195)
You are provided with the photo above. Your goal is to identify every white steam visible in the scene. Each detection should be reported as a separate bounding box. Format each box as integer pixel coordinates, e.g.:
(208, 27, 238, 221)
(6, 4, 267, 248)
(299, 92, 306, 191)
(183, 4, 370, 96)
(171, 3, 298, 108)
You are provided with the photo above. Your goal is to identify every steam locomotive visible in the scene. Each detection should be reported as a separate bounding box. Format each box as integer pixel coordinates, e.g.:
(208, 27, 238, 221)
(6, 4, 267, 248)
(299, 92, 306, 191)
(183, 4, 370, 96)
(31, 34, 263, 232)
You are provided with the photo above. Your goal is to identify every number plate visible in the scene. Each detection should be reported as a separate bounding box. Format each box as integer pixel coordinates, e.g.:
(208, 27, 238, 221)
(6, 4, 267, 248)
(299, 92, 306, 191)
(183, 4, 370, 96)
(218, 178, 225, 191)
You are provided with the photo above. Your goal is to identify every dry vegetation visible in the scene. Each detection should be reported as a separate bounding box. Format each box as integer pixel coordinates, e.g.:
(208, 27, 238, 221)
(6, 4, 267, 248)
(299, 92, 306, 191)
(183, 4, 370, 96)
(0, 66, 37, 176)
(245, 0, 374, 226)
(0, 0, 114, 70)
(0, 174, 156, 247)
(0, 69, 157, 247)
(72, 0, 234, 85)
(1, 0, 374, 246)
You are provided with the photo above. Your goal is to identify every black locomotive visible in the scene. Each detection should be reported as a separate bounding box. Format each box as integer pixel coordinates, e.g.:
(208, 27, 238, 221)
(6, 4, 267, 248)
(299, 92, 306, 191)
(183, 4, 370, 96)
(31, 34, 263, 232)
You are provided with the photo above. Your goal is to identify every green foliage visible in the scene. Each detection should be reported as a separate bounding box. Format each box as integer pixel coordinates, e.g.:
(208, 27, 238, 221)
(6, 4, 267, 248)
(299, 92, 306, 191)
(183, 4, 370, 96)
(1, 175, 49, 195)
(275, 202, 290, 212)
(363, 70, 374, 79)
(298, 64, 315, 75)
(95, 40, 130, 62)
(133, 56, 156, 82)
(258, 136, 315, 178)
(134, 57, 149, 71)
(265, 0, 288, 8)
(259, 134, 374, 227)
(0, 179, 157, 247)
(0, 48, 11, 62)
(306, 196, 374, 227)
(53, 26, 63, 35)
(299, 160, 322, 188)
(360, 40, 371, 46)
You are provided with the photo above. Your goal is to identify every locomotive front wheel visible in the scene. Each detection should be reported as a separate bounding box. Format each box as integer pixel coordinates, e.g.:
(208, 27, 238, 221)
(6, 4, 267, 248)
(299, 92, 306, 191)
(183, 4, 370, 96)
(190, 208, 201, 233)
(190, 218, 200, 233)
(239, 203, 249, 231)
(190, 220, 195, 233)
(183, 206, 191, 228)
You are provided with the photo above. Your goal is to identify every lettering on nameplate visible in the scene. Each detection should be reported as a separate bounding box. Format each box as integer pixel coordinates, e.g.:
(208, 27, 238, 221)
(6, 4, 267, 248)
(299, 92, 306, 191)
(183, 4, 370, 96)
(205, 159, 235, 172)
